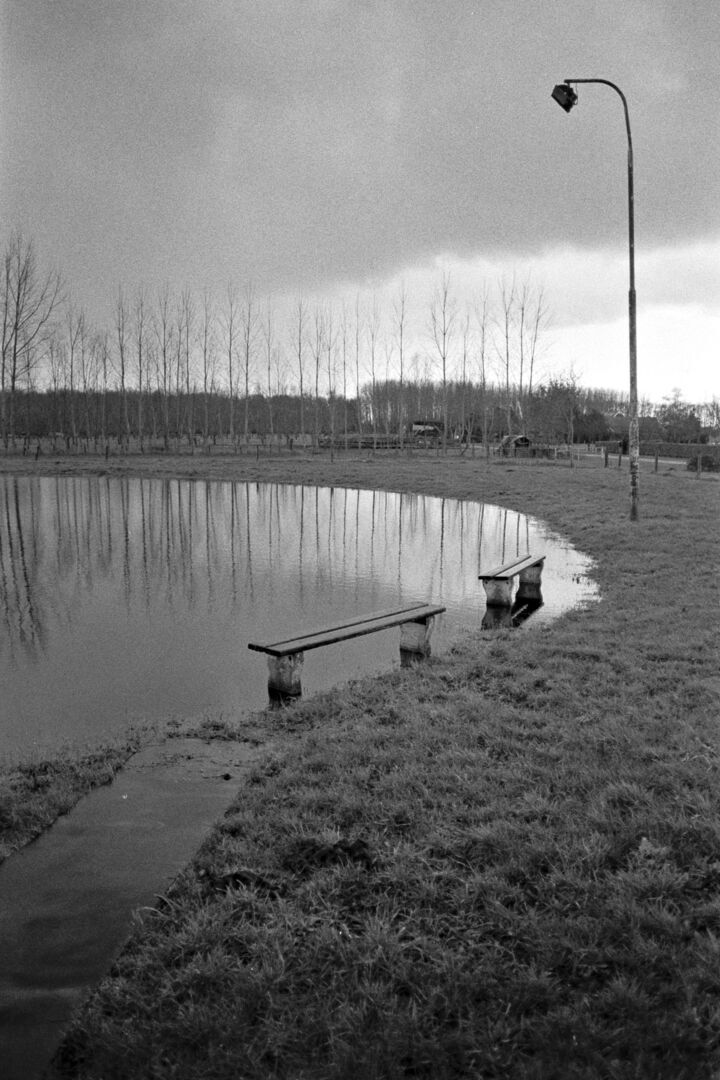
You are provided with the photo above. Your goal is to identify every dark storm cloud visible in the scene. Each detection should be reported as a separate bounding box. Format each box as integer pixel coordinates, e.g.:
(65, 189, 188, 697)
(1, 0, 718, 308)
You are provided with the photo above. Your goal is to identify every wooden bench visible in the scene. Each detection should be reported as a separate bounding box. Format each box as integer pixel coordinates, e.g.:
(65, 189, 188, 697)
(479, 553, 545, 608)
(249, 602, 446, 701)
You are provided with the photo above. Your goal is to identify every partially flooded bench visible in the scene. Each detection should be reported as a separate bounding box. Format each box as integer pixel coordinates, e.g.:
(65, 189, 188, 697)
(249, 602, 446, 702)
(479, 554, 545, 608)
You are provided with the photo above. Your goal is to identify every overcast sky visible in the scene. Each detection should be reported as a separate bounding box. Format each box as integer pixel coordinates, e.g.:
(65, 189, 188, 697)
(2, 0, 718, 404)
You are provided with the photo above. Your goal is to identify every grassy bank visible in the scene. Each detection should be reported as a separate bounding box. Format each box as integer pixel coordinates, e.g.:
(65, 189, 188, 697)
(3, 450, 720, 1078)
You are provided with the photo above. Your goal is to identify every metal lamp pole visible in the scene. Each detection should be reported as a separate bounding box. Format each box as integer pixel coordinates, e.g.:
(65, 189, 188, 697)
(551, 78, 639, 521)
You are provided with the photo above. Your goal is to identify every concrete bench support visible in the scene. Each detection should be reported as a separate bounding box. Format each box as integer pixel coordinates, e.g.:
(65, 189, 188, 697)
(399, 617, 434, 663)
(250, 603, 446, 703)
(480, 554, 545, 609)
(516, 560, 544, 602)
(267, 652, 304, 700)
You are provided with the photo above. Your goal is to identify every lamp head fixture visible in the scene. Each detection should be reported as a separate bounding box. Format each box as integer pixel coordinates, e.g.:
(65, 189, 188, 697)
(551, 82, 578, 112)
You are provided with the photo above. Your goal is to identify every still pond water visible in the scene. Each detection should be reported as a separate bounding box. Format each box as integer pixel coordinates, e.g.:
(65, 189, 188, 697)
(0, 476, 598, 760)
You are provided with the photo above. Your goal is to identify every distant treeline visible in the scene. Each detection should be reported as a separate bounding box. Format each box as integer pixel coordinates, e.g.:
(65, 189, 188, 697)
(3, 230, 717, 452)
(1, 379, 715, 452)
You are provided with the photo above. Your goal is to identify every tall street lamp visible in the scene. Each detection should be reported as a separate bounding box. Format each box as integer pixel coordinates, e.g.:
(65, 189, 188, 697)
(551, 78, 639, 521)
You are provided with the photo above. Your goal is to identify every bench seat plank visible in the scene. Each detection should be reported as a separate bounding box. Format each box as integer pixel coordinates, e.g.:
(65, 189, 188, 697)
(249, 603, 445, 658)
(479, 553, 545, 580)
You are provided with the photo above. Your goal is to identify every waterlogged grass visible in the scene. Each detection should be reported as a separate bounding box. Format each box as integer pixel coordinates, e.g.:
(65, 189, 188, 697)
(0, 738, 142, 863)
(0, 717, 273, 864)
(4, 451, 718, 1078)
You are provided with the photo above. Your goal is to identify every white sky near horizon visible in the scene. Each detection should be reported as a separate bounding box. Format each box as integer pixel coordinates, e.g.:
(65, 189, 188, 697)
(1, 0, 718, 407)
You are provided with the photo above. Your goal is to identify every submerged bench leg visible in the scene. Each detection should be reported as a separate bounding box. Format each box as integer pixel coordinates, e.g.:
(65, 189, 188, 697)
(482, 605, 514, 629)
(482, 578, 515, 607)
(267, 651, 304, 703)
(517, 561, 544, 602)
(399, 616, 435, 665)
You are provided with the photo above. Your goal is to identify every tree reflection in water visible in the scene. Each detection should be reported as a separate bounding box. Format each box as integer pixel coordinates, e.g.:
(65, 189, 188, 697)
(0, 477, 597, 759)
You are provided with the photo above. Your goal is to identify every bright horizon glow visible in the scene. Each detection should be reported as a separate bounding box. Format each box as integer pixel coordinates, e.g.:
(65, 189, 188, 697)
(255, 241, 719, 407)
(12, 232, 718, 411)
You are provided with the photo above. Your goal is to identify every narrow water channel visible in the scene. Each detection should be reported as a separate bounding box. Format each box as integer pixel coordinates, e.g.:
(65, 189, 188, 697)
(0, 476, 597, 760)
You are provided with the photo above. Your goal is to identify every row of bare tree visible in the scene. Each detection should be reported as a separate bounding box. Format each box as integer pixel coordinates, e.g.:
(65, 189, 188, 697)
(3, 231, 718, 451)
